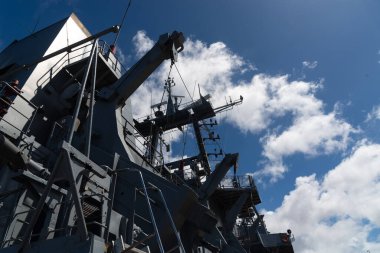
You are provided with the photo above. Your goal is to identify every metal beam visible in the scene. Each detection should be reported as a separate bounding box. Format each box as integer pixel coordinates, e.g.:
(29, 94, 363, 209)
(104, 153, 119, 241)
(85, 42, 98, 157)
(163, 155, 199, 170)
(99, 31, 185, 107)
(18, 145, 91, 253)
(67, 39, 97, 144)
(193, 121, 211, 175)
(198, 153, 239, 201)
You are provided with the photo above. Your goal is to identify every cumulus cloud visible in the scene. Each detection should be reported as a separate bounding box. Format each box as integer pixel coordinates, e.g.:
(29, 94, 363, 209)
(223, 74, 355, 181)
(302, 60, 318, 69)
(264, 142, 380, 253)
(259, 112, 354, 181)
(221, 75, 323, 133)
(132, 30, 154, 58)
(129, 30, 355, 180)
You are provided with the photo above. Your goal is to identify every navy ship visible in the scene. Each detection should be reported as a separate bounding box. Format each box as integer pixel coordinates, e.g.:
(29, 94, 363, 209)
(0, 13, 295, 253)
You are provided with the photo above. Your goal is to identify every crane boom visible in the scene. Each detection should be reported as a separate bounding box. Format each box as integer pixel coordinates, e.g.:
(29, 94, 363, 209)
(99, 31, 185, 107)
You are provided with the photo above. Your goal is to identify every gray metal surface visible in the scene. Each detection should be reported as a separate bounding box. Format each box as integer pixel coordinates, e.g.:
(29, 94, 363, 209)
(0, 14, 294, 253)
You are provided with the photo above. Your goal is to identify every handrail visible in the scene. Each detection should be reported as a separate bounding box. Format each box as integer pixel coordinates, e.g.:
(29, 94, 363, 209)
(148, 182, 186, 253)
(0, 209, 34, 247)
(0, 81, 37, 109)
(131, 169, 165, 253)
(122, 116, 164, 167)
(36, 43, 93, 87)
(0, 81, 39, 136)
(0, 25, 119, 80)
(98, 40, 128, 74)
(36, 39, 128, 89)
(120, 114, 187, 186)
(122, 233, 155, 253)
(36, 52, 69, 87)
(219, 175, 257, 190)
(0, 97, 30, 120)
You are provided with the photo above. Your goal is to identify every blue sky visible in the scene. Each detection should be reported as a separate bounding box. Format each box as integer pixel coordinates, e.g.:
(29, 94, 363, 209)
(1, 1, 380, 252)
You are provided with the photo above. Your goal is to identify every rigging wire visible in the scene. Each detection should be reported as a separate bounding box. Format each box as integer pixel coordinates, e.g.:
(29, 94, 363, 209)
(113, 0, 133, 46)
(163, 64, 193, 161)
(148, 63, 174, 166)
(172, 63, 225, 164)
(31, 15, 41, 34)
(174, 63, 193, 102)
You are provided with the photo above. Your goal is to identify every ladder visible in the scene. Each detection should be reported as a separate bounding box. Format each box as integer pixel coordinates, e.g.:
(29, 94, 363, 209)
(123, 169, 185, 253)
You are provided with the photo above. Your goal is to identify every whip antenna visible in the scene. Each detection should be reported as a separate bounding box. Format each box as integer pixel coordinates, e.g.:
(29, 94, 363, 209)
(112, 0, 132, 48)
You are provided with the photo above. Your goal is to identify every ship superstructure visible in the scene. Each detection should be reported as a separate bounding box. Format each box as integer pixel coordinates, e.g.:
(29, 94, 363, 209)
(0, 14, 294, 253)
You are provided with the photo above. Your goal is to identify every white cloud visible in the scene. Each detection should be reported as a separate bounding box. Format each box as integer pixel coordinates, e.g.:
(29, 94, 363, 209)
(221, 75, 324, 133)
(264, 141, 380, 253)
(132, 30, 154, 58)
(302, 60, 318, 69)
(129, 30, 355, 180)
(366, 105, 380, 121)
(259, 112, 354, 181)
(222, 74, 355, 181)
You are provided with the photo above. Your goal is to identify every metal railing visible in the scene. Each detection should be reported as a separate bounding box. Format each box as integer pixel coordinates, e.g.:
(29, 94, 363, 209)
(121, 116, 186, 186)
(122, 117, 165, 167)
(233, 223, 257, 242)
(36, 43, 93, 88)
(219, 174, 257, 190)
(0, 208, 34, 247)
(0, 81, 38, 136)
(36, 40, 127, 88)
(98, 40, 128, 74)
